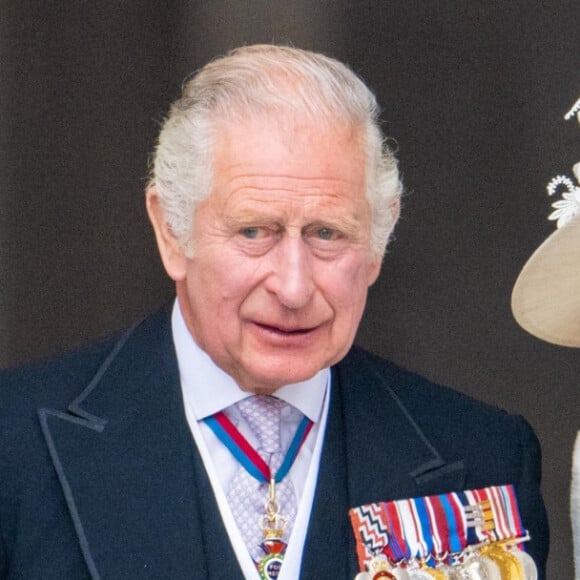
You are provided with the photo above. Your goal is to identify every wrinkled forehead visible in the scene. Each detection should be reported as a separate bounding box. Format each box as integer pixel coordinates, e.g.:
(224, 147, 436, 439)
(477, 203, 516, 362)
(211, 107, 367, 158)
(210, 112, 367, 179)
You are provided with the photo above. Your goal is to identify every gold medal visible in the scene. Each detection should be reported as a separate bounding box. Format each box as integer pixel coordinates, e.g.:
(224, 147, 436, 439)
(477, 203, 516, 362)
(260, 479, 287, 538)
(480, 544, 524, 580)
(497, 535, 537, 580)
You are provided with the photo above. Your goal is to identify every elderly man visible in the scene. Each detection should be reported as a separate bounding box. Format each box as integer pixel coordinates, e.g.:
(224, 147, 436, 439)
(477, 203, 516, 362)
(0, 45, 548, 579)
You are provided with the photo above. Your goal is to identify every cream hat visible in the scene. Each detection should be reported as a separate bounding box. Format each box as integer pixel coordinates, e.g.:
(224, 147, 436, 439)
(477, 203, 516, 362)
(511, 98, 580, 347)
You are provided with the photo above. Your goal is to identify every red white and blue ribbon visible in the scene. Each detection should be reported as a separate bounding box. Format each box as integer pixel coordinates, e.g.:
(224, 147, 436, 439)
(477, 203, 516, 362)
(204, 408, 313, 484)
(349, 484, 529, 572)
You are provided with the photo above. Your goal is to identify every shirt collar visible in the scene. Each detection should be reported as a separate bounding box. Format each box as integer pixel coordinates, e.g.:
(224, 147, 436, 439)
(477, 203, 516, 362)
(171, 300, 329, 423)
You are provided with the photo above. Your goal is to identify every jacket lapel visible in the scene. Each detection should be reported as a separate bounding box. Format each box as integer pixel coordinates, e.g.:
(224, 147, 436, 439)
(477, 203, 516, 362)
(300, 370, 357, 577)
(302, 347, 466, 578)
(189, 439, 243, 578)
(38, 311, 215, 579)
(338, 347, 466, 505)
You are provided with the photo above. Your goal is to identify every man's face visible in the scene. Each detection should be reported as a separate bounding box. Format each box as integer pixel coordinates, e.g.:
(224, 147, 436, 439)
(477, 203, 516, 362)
(149, 116, 381, 394)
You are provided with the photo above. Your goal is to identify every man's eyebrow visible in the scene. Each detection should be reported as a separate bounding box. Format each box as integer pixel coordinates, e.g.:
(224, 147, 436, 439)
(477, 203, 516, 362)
(223, 213, 281, 228)
(305, 217, 362, 236)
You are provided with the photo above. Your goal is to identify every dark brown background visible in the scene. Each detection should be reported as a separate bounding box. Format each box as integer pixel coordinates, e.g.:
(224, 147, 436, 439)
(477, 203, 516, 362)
(1, 1, 578, 577)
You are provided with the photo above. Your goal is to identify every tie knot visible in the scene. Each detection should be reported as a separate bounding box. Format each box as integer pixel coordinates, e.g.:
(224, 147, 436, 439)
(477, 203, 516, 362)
(236, 395, 284, 454)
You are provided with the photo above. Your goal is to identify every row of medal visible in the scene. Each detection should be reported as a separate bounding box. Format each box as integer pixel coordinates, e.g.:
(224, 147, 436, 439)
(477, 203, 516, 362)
(349, 484, 538, 579)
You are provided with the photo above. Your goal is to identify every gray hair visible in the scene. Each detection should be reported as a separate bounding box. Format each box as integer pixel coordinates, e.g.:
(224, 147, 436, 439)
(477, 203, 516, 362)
(149, 44, 402, 257)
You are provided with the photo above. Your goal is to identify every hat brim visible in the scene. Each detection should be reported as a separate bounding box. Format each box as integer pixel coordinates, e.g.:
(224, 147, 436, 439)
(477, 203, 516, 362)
(511, 216, 580, 347)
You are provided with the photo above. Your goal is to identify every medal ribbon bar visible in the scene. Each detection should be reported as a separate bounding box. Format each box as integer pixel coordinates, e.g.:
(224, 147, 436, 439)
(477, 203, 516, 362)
(349, 484, 535, 578)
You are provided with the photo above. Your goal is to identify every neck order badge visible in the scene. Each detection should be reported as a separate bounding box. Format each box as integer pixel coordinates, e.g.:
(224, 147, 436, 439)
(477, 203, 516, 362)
(205, 399, 313, 579)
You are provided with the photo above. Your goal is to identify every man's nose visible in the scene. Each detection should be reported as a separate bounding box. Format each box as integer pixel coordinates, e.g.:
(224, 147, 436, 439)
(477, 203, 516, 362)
(265, 236, 315, 309)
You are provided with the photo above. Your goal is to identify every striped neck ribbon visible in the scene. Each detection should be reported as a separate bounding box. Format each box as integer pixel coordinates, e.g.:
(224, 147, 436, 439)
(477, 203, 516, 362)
(205, 409, 313, 484)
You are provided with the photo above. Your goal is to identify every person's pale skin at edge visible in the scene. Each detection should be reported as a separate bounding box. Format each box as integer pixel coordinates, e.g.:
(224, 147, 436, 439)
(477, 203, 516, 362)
(146, 116, 382, 396)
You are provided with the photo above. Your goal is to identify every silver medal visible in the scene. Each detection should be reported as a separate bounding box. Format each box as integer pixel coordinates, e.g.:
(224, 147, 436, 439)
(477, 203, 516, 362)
(391, 566, 411, 580)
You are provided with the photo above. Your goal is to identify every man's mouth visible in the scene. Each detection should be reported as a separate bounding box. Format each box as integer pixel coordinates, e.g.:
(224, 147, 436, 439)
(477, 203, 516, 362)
(253, 322, 317, 336)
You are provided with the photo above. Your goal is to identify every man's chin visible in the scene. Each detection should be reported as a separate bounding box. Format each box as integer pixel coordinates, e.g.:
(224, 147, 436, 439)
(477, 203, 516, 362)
(236, 357, 328, 395)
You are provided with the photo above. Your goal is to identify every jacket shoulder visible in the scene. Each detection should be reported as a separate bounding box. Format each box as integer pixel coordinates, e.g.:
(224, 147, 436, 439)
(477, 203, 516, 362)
(0, 308, 171, 416)
(0, 333, 123, 425)
(339, 345, 506, 417)
(338, 347, 548, 574)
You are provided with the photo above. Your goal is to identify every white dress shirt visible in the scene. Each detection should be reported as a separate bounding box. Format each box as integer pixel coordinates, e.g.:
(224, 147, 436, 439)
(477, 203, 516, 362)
(172, 301, 330, 579)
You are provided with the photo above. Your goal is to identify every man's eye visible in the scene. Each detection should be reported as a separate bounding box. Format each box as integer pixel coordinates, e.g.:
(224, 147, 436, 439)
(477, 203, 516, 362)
(240, 227, 260, 239)
(317, 228, 336, 240)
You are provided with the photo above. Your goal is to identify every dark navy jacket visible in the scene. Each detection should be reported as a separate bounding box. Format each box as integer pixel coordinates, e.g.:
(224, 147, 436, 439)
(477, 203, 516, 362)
(0, 309, 549, 578)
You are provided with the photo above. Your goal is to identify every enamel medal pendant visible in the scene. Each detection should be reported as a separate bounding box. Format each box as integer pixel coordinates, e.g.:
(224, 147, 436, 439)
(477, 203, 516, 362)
(354, 554, 409, 580)
(368, 554, 398, 580)
(257, 480, 288, 580)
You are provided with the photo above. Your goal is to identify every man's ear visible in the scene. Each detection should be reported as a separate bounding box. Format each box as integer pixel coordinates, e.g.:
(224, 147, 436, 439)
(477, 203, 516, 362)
(146, 187, 188, 281)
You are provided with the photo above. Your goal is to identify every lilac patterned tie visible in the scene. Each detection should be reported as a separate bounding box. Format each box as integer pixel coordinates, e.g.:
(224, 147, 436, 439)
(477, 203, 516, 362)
(226, 395, 298, 561)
